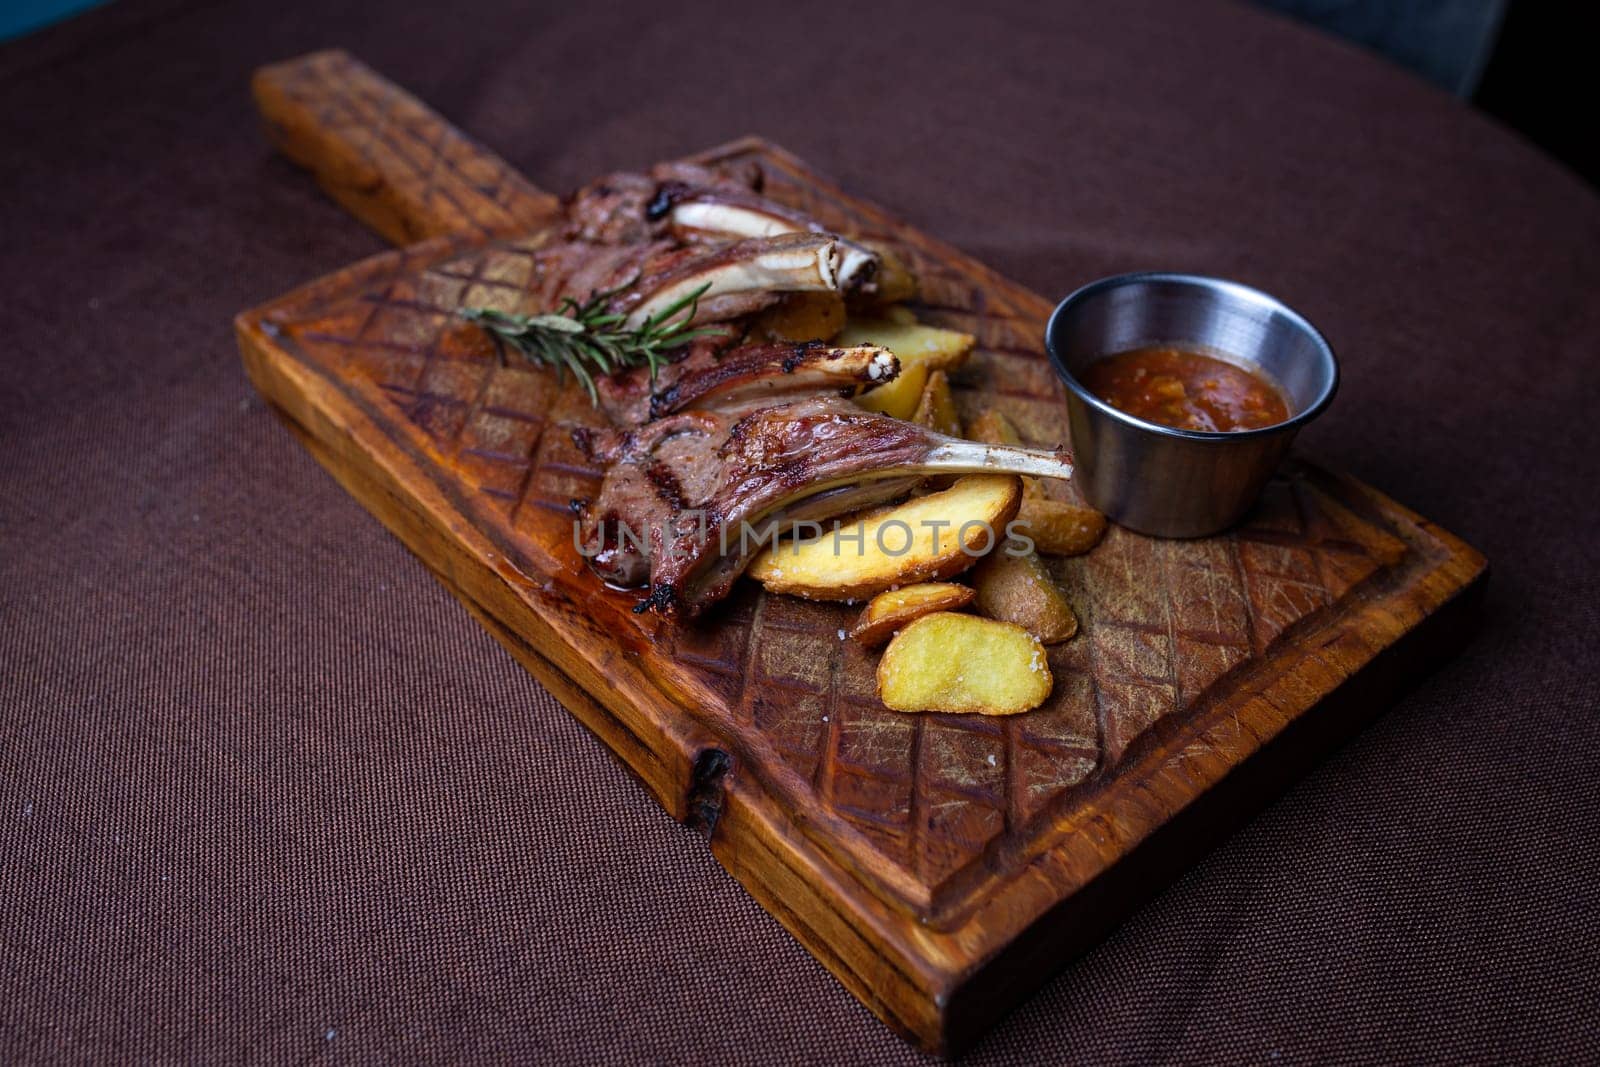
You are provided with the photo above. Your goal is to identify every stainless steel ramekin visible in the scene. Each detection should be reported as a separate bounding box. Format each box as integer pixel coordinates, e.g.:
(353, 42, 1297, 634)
(1044, 273, 1339, 538)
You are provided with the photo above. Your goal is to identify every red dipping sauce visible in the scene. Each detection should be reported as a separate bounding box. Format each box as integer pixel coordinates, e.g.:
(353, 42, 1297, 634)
(1078, 346, 1290, 432)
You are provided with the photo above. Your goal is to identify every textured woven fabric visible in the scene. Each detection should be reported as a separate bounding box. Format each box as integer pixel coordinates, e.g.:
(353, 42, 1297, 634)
(2, 0, 1597, 1062)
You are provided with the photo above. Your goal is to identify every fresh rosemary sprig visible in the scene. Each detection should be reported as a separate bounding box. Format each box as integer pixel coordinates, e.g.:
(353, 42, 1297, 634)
(458, 281, 716, 403)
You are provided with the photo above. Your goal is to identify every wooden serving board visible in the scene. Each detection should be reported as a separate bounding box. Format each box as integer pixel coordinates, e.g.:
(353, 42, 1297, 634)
(238, 51, 1487, 1055)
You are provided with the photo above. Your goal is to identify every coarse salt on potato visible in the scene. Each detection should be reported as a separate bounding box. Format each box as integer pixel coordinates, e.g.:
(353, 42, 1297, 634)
(877, 612, 1052, 715)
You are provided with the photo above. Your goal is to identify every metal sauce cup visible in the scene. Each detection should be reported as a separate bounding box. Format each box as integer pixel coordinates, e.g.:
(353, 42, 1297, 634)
(1045, 273, 1338, 538)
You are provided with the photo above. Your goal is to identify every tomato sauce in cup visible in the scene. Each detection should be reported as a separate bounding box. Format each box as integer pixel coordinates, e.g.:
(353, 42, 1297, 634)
(1078, 346, 1289, 432)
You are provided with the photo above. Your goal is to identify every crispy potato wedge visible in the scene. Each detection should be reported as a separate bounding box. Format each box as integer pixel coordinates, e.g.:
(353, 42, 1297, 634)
(838, 318, 975, 375)
(748, 474, 1021, 601)
(911, 370, 961, 437)
(855, 359, 929, 420)
(750, 291, 847, 342)
(850, 582, 976, 648)
(878, 612, 1052, 715)
(971, 551, 1078, 644)
(1014, 497, 1107, 557)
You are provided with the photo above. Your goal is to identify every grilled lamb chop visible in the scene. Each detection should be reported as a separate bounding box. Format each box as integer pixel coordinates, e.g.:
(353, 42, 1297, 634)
(517, 232, 849, 330)
(565, 164, 880, 293)
(573, 396, 1075, 616)
(596, 340, 898, 426)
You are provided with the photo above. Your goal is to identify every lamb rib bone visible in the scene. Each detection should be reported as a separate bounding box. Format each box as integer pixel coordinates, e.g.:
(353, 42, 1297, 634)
(617, 232, 842, 330)
(662, 192, 879, 293)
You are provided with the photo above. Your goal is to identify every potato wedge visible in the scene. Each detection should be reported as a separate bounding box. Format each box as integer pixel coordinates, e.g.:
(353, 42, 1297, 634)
(1014, 497, 1107, 557)
(911, 370, 961, 437)
(855, 359, 928, 420)
(878, 613, 1052, 715)
(971, 551, 1078, 644)
(750, 291, 846, 343)
(850, 582, 975, 648)
(748, 474, 1021, 601)
(838, 318, 975, 376)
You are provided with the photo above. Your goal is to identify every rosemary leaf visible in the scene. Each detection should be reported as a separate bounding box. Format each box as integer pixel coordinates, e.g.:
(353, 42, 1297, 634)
(459, 281, 718, 405)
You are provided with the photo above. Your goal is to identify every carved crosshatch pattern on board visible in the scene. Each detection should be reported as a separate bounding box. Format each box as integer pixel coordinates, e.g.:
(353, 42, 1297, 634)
(260, 144, 1412, 913)
(258, 50, 559, 242)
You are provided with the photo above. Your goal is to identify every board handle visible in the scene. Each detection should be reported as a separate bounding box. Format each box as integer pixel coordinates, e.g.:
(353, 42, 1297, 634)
(252, 50, 561, 246)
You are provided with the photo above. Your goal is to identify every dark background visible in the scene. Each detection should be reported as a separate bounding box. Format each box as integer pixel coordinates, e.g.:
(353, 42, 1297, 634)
(1258, 0, 1595, 188)
(2, 0, 1597, 1062)
(1472, 3, 1593, 186)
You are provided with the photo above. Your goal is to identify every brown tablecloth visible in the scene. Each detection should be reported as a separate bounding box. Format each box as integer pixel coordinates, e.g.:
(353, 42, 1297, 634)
(3, 0, 1596, 1061)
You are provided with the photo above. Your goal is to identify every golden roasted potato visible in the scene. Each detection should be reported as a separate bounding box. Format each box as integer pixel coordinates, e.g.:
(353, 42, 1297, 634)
(970, 550, 1078, 644)
(840, 318, 974, 373)
(855, 360, 929, 420)
(845, 318, 974, 420)
(912, 370, 961, 437)
(750, 291, 847, 343)
(849, 582, 976, 648)
(877, 612, 1052, 715)
(1014, 497, 1107, 557)
(748, 474, 1021, 601)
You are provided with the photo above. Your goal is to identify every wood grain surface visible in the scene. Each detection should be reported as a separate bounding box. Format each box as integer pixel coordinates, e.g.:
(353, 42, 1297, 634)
(239, 52, 1487, 1054)
(252, 50, 561, 244)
